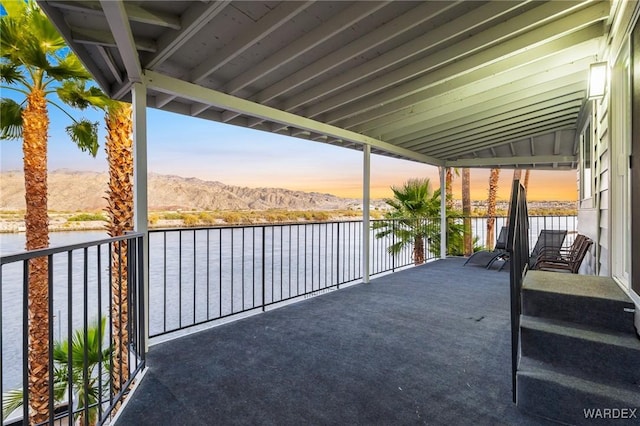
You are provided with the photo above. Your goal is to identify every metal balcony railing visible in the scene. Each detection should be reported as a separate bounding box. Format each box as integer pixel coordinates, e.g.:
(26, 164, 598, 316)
(147, 215, 577, 339)
(1, 213, 577, 423)
(1, 234, 145, 426)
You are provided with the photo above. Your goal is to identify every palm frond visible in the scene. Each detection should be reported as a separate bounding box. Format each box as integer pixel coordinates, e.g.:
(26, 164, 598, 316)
(0, 63, 25, 85)
(57, 81, 110, 110)
(2, 388, 23, 421)
(0, 98, 24, 140)
(29, 4, 67, 52)
(0, 14, 26, 62)
(47, 55, 91, 81)
(66, 119, 99, 157)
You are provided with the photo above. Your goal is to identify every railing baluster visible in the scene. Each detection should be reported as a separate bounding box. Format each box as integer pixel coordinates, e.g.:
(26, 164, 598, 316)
(262, 226, 266, 312)
(22, 260, 29, 425)
(47, 254, 54, 426)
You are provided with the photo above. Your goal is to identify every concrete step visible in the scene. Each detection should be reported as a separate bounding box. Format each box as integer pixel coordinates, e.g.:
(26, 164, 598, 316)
(521, 271, 635, 334)
(520, 315, 640, 387)
(517, 357, 640, 425)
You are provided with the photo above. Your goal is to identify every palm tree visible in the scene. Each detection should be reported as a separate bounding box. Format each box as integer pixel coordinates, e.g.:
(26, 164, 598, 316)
(373, 178, 440, 265)
(486, 168, 500, 248)
(0, 1, 98, 422)
(461, 168, 472, 256)
(104, 102, 133, 395)
(2, 318, 111, 426)
(57, 83, 134, 394)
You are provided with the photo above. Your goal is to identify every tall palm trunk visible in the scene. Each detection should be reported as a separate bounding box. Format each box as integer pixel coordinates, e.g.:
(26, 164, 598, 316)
(105, 104, 133, 397)
(523, 169, 531, 192)
(23, 89, 50, 424)
(486, 168, 500, 248)
(413, 233, 425, 265)
(445, 167, 454, 210)
(462, 168, 472, 256)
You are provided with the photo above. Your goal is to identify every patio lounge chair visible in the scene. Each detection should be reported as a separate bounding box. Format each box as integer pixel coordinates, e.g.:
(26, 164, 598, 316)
(499, 229, 567, 272)
(528, 229, 568, 269)
(533, 234, 593, 273)
(464, 226, 508, 269)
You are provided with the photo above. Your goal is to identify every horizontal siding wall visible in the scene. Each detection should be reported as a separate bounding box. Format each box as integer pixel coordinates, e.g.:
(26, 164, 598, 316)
(578, 86, 610, 276)
(596, 92, 609, 277)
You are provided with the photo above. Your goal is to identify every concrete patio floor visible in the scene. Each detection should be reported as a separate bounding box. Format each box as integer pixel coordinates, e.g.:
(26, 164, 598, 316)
(116, 258, 552, 425)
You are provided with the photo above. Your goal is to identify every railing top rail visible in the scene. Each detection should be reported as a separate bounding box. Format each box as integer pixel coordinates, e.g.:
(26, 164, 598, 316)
(148, 220, 366, 233)
(0, 232, 144, 265)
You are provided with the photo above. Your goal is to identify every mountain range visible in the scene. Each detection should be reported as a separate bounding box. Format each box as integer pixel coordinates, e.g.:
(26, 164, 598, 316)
(0, 170, 376, 212)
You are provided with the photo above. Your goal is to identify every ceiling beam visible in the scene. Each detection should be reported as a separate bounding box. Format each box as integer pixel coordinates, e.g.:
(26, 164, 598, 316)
(390, 88, 585, 148)
(431, 120, 577, 158)
(192, 1, 313, 84)
(71, 26, 156, 52)
(253, 1, 460, 105)
(282, 0, 530, 113)
(380, 66, 590, 144)
(96, 45, 123, 85)
(313, 4, 607, 122)
(447, 155, 577, 168)
(417, 107, 581, 152)
(144, 1, 230, 69)
(100, 0, 142, 83)
(397, 102, 582, 150)
(143, 71, 443, 166)
(344, 30, 601, 133)
(48, 1, 181, 29)
(243, 1, 460, 130)
(223, 1, 390, 96)
(383, 72, 588, 146)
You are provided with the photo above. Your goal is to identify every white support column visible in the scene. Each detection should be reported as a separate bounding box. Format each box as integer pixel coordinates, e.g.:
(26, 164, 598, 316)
(440, 167, 447, 259)
(132, 82, 149, 351)
(363, 144, 371, 283)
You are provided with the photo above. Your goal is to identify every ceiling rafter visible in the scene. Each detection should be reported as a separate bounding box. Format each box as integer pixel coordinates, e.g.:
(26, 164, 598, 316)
(390, 89, 585, 149)
(314, 4, 608, 122)
(145, 1, 231, 71)
(192, 1, 314, 85)
(99, 0, 142, 83)
(447, 155, 577, 168)
(343, 30, 602, 133)
(244, 1, 459, 129)
(223, 1, 390, 96)
(382, 71, 589, 146)
(71, 26, 156, 52)
(48, 1, 181, 29)
(282, 0, 526, 113)
(432, 120, 577, 158)
(254, 1, 459, 105)
(434, 117, 579, 157)
(417, 108, 581, 152)
(96, 45, 123, 84)
(395, 101, 583, 150)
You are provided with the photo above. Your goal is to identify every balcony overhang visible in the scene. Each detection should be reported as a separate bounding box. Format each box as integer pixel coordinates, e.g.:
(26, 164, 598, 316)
(39, 0, 611, 170)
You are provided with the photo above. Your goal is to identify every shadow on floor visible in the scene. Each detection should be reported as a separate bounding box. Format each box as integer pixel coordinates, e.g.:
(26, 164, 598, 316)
(117, 258, 553, 425)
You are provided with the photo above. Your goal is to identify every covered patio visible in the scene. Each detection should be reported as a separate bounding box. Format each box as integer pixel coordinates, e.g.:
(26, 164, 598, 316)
(15, 1, 636, 424)
(115, 258, 551, 425)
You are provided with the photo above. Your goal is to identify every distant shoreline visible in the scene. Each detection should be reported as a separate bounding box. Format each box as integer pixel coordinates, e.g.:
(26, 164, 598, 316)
(0, 204, 578, 234)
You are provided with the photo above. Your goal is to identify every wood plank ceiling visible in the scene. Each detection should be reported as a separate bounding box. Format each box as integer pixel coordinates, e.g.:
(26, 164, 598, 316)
(39, 0, 611, 169)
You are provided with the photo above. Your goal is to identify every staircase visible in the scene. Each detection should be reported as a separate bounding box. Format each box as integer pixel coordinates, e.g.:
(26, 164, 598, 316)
(516, 271, 640, 425)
